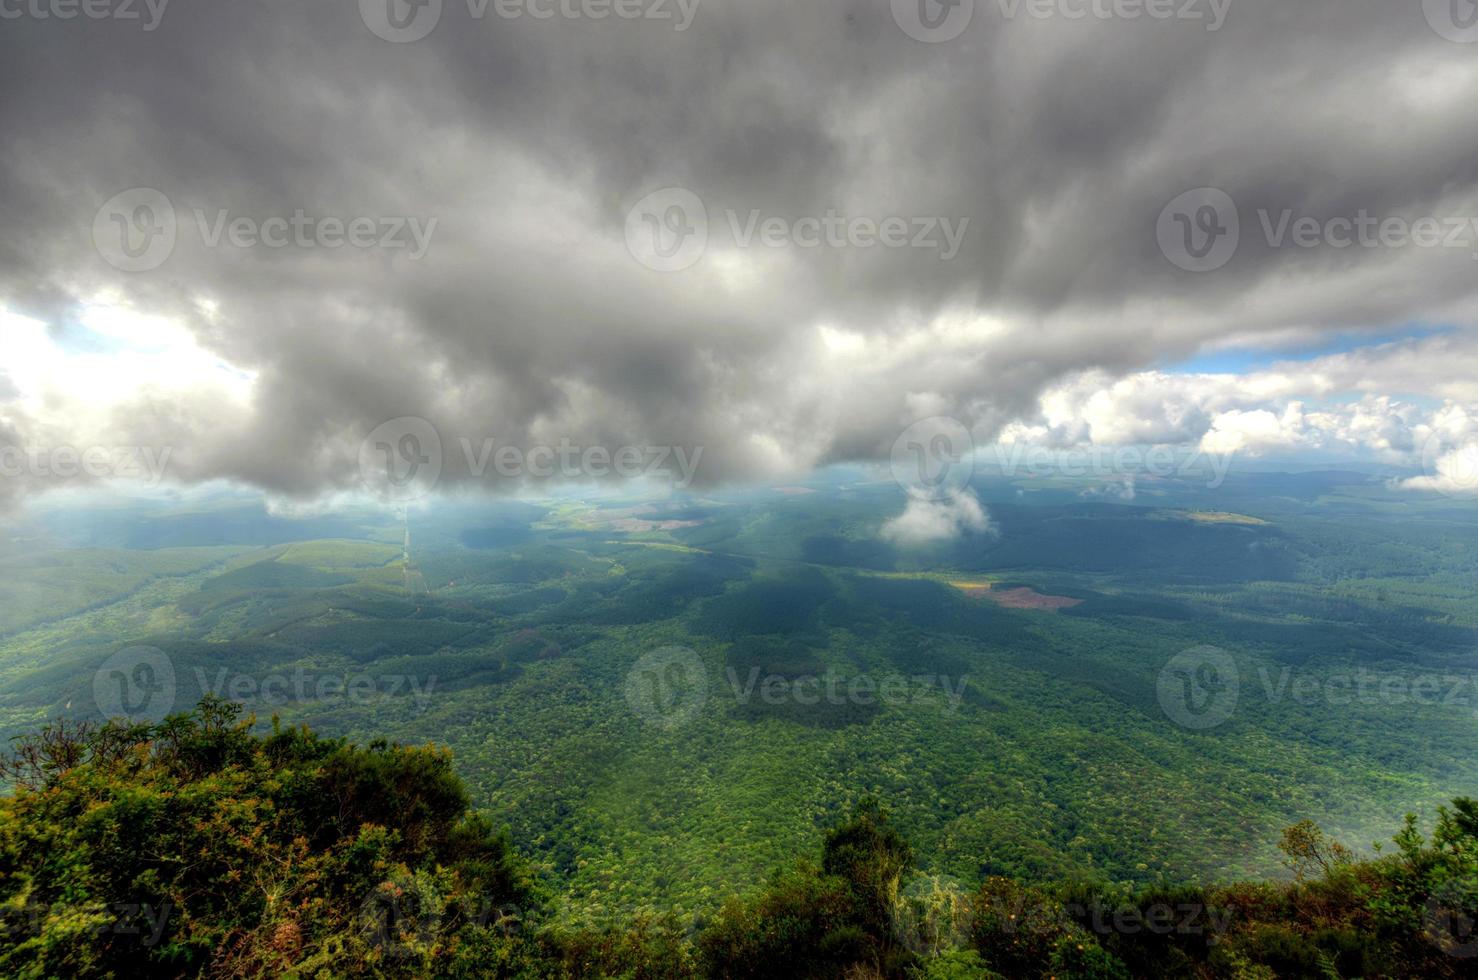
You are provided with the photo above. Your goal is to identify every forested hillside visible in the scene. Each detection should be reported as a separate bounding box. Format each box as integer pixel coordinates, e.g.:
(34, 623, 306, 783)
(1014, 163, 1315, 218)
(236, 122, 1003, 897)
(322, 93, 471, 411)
(0, 699, 1473, 978)
(0, 479, 1475, 929)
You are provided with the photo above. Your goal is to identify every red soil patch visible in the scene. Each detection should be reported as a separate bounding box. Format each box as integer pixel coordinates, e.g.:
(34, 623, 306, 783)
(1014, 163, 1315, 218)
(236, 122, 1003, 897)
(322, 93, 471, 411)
(984, 587, 1083, 611)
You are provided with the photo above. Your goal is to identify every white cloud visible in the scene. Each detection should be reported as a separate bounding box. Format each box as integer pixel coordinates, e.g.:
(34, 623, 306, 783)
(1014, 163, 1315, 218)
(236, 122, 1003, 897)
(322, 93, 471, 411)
(1402, 442, 1478, 496)
(881, 490, 993, 547)
(1199, 405, 1306, 455)
(987, 332, 1478, 493)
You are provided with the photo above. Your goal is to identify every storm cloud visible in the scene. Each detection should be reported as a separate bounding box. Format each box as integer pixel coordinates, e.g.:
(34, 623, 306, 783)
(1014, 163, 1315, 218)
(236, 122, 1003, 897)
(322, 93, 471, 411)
(2, 0, 1477, 505)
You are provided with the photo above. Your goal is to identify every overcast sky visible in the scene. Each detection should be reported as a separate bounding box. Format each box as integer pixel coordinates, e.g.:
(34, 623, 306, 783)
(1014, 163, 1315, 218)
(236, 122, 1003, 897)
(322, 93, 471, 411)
(2, 0, 1478, 514)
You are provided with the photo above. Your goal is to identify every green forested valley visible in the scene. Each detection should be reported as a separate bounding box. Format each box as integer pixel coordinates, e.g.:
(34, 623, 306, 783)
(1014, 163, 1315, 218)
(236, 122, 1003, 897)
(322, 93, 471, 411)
(0, 469, 1474, 977)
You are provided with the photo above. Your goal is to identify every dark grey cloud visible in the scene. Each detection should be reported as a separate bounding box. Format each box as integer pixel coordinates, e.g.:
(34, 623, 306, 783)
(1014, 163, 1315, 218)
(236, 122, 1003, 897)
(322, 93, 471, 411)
(1, 0, 1477, 501)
